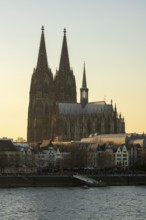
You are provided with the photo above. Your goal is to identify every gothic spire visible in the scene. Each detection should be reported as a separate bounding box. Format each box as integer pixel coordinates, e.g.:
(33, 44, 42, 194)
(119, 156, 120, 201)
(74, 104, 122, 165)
(82, 62, 87, 88)
(27, 26, 55, 143)
(54, 28, 77, 103)
(80, 63, 88, 107)
(36, 26, 48, 70)
(59, 28, 70, 73)
(114, 103, 117, 113)
(114, 103, 118, 120)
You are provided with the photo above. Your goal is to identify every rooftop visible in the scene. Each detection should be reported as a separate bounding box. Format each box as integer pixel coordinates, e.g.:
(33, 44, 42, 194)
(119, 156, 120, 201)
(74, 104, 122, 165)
(0, 139, 17, 151)
(58, 102, 112, 115)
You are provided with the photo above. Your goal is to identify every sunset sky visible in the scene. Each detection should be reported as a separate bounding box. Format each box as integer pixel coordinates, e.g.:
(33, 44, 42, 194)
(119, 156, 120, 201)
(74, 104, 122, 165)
(0, 0, 146, 140)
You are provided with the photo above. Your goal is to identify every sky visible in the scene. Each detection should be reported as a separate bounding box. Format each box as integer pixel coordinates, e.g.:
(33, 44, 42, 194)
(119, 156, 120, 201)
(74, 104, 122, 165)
(0, 0, 146, 141)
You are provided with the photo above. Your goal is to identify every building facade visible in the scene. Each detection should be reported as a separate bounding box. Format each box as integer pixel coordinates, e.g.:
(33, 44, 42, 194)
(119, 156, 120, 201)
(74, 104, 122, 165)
(27, 27, 125, 143)
(114, 145, 129, 167)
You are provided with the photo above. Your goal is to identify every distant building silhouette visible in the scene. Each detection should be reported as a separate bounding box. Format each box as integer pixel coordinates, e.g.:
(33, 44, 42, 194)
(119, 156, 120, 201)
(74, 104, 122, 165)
(27, 27, 125, 143)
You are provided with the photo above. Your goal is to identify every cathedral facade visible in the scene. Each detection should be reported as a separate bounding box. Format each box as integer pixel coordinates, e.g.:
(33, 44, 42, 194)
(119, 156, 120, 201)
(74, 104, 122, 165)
(27, 27, 125, 143)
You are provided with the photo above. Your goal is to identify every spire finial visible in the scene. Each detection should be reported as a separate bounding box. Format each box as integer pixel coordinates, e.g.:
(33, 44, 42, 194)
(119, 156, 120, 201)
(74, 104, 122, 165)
(42, 26, 44, 32)
(64, 28, 66, 36)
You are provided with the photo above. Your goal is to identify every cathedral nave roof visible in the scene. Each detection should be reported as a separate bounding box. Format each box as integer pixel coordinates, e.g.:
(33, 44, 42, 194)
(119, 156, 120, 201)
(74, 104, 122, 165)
(58, 102, 112, 115)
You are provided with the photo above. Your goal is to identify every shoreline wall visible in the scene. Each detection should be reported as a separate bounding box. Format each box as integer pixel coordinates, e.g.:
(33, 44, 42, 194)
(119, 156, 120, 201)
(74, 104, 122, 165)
(0, 175, 146, 187)
(94, 175, 146, 186)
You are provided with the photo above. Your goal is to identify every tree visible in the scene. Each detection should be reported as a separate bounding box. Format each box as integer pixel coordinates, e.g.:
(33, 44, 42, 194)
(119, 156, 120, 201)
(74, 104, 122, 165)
(62, 143, 87, 170)
(0, 153, 8, 173)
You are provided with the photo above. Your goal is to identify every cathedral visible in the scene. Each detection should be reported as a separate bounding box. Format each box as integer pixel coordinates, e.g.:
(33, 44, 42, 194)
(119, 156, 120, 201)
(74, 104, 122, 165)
(27, 27, 125, 143)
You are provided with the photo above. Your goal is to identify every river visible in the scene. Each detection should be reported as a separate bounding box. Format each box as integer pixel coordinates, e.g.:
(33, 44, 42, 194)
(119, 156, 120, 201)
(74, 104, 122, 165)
(0, 186, 146, 220)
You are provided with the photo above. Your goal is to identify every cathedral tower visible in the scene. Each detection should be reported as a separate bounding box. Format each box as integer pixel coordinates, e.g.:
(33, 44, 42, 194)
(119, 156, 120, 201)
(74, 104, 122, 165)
(54, 29, 77, 103)
(27, 27, 55, 143)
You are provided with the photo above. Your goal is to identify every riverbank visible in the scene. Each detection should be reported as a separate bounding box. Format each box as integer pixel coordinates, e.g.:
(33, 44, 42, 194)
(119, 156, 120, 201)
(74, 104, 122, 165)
(0, 174, 146, 187)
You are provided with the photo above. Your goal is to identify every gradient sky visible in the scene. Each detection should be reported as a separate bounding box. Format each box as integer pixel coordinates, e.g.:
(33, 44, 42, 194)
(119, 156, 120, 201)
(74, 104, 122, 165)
(0, 0, 146, 140)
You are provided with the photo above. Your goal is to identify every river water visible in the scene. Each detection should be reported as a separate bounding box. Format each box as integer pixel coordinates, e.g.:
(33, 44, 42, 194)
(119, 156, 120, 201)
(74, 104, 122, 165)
(0, 186, 146, 220)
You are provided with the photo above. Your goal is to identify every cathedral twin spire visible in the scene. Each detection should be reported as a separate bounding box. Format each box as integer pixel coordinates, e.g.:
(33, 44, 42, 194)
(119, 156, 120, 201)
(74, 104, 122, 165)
(37, 26, 49, 71)
(35, 26, 90, 106)
(28, 26, 77, 142)
(36, 27, 91, 105)
(37, 26, 71, 76)
(54, 28, 77, 103)
(59, 28, 70, 73)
